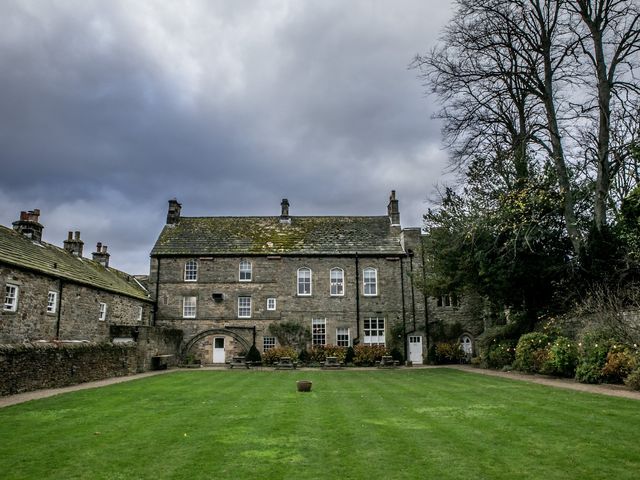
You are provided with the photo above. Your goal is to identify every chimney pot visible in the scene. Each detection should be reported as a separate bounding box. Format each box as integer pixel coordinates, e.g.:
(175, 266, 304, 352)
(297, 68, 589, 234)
(280, 198, 290, 223)
(167, 198, 182, 224)
(63, 229, 84, 257)
(67, 231, 73, 240)
(74, 231, 80, 240)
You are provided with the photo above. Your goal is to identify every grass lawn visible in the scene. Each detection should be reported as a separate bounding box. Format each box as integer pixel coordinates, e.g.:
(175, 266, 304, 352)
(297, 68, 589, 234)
(1, 369, 639, 479)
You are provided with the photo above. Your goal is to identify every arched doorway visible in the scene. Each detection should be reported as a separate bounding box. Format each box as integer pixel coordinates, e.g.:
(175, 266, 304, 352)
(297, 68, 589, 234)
(460, 334, 473, 360)
(182, 328, 253, 363)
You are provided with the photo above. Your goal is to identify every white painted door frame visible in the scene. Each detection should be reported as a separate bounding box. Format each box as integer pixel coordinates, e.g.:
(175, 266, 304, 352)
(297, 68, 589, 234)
(213, 337, 226, 364)
(408, 336, 423, 364)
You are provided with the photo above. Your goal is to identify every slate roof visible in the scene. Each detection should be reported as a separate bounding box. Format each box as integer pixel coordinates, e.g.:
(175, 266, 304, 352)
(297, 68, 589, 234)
(0, 225, 150, 301)
(151, 216, 404, 256)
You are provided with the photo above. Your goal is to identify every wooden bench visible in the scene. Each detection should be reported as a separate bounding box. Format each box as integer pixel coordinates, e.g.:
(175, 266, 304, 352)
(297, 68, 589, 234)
(322, 356, 343, 369)
(274, 357, 298, 370)
(376, 355, 399, 368)
(227, 356, 250, 369)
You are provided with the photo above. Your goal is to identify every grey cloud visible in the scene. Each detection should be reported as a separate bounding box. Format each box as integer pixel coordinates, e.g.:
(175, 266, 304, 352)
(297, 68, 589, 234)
(0, 0, 454, 273)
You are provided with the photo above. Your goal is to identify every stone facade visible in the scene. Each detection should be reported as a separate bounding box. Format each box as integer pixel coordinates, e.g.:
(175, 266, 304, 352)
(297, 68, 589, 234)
(0, 210, 153, 345)
(149, 192, 431, 364)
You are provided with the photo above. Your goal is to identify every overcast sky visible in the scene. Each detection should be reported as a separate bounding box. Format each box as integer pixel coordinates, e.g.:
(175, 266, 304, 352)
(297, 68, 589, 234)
(0, 0, 455, 274)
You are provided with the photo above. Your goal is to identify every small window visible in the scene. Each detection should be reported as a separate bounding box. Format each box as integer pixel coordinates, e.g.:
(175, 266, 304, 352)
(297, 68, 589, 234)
(99, 302, 108, 321)
(330, 268, 344, 296)
(4, 284, 18, 312)
(47, 291, 58, 314)
(238, 296, 252, 318)
(312, 318, 326, 346)
(363, 268, 377, 296)
(137, 306, 143, 322)
(239, 260, 252, 282)
(183, 296, 197, 318)
(364, 317, 385, 346)
(336, 327, 350, 347)
(184, 259, 198, 282)
(297, 267, 312, 296)
(263, 336, 276, 352)
(267, 297, 277, 311)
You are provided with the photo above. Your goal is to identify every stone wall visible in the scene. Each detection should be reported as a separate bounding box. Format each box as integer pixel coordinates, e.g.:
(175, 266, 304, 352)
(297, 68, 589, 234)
(1, 262, 153, 343)
(0, 342, 137, 396)
(150, 252, 427, 362)
(0, 325, 183, 396)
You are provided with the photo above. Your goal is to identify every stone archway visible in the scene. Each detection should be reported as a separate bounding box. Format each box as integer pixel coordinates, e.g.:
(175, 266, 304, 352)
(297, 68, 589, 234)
(182, 328, 253, 359)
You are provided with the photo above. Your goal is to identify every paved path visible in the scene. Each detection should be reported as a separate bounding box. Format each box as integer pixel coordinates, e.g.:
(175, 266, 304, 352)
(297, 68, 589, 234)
(2, 364, 639, 408)
(442, 364, 640, 400)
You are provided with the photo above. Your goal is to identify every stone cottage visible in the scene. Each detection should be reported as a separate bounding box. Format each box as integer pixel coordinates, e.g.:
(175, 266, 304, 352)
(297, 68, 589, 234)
(149, 191, 434, 363)
(0, 209, 153, 343)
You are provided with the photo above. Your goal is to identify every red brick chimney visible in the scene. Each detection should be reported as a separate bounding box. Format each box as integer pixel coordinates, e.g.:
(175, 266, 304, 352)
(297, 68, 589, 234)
(12, 209, 43, 241)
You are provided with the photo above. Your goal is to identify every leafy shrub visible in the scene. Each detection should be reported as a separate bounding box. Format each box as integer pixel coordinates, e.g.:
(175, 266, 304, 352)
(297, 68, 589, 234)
(547, 337, 578, 377)
(245, 345, 262, 363)
(434, 341, 463, 364)
(262, 346, 298, 365)
(267, 322, 311, 349)
(485, 340, 515, 369)
(575, 331, 614, 384)
(344, 346, 355, 364)
(308, 345, 347, 363)
(601, 347, 637, 383)
(353, 344, 389, 366)
(298, 348, 310, 364)
(515, 332, 551, 373)
(624, 367, 640, 390)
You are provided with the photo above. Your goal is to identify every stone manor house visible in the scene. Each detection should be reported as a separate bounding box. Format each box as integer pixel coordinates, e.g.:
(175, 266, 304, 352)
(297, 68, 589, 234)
(1, 191, 481, 368)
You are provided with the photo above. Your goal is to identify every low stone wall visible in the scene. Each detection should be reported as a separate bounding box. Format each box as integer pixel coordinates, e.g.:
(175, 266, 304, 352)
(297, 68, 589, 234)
(0, 342, 137, 396)
(0, 326, 184, 397)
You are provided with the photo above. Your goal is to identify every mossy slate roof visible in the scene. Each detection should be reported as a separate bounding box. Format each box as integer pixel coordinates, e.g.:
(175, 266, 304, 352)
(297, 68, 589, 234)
(0, 225, 150, 301)
(151, 216, 404, 256)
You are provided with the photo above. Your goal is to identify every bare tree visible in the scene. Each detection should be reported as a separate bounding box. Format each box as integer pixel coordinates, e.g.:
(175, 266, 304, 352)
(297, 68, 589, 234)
(416, 0, 640, 256)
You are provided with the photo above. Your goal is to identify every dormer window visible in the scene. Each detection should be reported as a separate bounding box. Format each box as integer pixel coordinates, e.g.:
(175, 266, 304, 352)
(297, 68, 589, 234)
(184, 259, 198, 282)
(239, 260, 252, 282)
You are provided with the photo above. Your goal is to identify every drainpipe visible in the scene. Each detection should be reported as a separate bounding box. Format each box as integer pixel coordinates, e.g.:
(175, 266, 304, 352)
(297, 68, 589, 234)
(409, 252, 416, 332)
(354, 252, 360, 344)
(420, 238, 430, 356)
(153, 257, 161, 326)
(400, 256, 407, 361)
(55, 279, 63, 339)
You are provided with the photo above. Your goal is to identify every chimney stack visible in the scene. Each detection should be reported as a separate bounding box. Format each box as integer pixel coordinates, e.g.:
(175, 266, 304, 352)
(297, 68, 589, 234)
(280, 198, 290, 224)
(12, 209, 44, 241)
(63, 231, 84, 257)
(167, 198, 182, 224)
(387, 190, 400, 227)
(92, 242, 110, 267)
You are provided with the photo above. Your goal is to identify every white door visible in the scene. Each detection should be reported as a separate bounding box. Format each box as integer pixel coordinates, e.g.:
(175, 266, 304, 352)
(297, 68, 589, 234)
(461, 335, 473, 357)
(213, 337, 226, 363)
(408, 336, 423, 364)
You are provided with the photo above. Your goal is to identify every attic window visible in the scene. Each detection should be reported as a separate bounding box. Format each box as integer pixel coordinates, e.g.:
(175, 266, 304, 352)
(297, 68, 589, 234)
(239, 260, 252, 282)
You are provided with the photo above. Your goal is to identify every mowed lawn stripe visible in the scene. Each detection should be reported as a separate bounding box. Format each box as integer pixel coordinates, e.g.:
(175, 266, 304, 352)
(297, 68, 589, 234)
(1, 369, 639, 479)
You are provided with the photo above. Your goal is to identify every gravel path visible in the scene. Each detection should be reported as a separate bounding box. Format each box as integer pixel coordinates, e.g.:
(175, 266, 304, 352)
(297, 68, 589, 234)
(2, 364, 638, 408)
(442, 364, 640, 400)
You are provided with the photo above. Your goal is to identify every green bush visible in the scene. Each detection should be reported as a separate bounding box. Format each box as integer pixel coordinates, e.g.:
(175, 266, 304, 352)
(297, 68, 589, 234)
(515, 332, 551, 373)
(344, 346, 355, 364)
(434, 341, 463, 364)
(575, 331, 614, 384)
(547, 337, 578, 377)
(245, 345, 262, 363)
(262, 346, 298, 365)
(624, 367, 640, 390)
(353, 345, 389, 366)
(485, 340, 515, 369)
